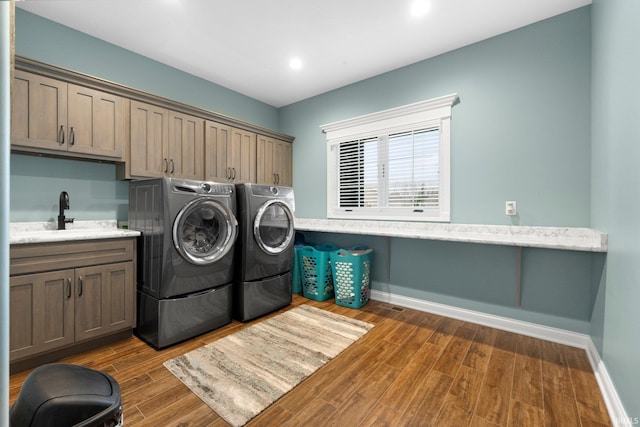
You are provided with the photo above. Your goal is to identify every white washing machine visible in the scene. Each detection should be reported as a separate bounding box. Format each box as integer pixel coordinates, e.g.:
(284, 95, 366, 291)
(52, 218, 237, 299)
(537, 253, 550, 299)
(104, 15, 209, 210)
(129, 177, 238, 348)
(234, 183, 295, 321)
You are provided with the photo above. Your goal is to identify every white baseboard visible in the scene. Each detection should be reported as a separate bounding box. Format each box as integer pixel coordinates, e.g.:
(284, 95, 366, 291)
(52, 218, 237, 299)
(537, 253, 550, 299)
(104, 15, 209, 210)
(584, 341, 634, 426)
(370, 289, 630, 425)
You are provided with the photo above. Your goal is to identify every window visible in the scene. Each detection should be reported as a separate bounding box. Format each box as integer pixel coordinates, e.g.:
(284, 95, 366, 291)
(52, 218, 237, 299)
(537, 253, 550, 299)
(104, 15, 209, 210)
(322, 94, 457, 222)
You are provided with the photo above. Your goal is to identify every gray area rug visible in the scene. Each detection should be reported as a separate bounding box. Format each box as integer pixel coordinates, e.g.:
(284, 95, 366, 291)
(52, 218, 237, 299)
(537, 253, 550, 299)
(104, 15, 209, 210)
(163, 304, 374, 426)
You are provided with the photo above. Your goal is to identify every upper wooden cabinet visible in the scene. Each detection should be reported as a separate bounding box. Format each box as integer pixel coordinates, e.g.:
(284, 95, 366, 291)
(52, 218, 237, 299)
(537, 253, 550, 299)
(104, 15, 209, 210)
(13, 57, 294, 180)
(129, 100, 169, 178)
(257, 135, 293, 186)
(204, 121, 256, 183)
(230, 127, 257, 183)
(168, 111, 204, 180)
(11, 70, 126, 161)
(11, 71, 67, 150)
(204, 120, 232, 182)
(128, 101, 204, 180)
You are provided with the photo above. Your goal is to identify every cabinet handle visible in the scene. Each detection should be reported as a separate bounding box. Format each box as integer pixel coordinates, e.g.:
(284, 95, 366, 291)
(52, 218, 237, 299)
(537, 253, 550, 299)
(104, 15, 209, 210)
(58, 125, 65, 145)
(232, 168, 236, 180)
(273, 173, 277, 185)
(69, 127, 75, 146)
(78, 276, 83, 296)
(67, 278, 72, 298)
(226, 167, 231, 180)
(170, 159, 175, 174)
(164, 158, 168, 173)
(276, 173, 280, 185)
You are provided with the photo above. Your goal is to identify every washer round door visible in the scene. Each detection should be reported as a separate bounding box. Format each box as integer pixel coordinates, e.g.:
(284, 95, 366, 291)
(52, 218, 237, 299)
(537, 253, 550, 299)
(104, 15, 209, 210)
(253, 199, 294, 254)
(173, 198, 238, 265)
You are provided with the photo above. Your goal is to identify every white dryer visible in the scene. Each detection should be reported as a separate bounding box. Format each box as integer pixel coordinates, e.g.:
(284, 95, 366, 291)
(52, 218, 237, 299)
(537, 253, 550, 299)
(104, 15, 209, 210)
(129, 177, 238, 348)
(234, 183, 295, 321)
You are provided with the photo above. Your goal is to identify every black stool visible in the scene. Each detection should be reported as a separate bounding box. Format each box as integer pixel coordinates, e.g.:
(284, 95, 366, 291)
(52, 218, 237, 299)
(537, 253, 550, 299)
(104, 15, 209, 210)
(10, 363, 122, 427)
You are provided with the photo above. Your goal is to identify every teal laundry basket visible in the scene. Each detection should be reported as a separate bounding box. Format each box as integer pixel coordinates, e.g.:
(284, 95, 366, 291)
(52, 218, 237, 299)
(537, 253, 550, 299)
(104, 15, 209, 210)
(330, 247, 373, 309)
(298, 244, 338, 301)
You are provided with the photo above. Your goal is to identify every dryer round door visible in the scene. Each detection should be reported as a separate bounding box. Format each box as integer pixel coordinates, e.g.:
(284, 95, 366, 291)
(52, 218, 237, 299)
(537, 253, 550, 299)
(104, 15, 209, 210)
(173, 198, 238, 265)
(253, 199, 294, 255)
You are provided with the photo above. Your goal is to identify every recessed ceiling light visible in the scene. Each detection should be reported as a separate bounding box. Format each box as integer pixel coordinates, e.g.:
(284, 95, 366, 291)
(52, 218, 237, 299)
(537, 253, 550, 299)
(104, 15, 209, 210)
(410, 0, 431, 18)
(289, 58, 303, 70)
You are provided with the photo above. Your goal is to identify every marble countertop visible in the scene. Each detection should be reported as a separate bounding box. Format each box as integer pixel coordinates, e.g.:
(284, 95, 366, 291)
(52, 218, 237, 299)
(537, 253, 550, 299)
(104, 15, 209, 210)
(10, 220, 140, 245)
(294, 218, 608, 252)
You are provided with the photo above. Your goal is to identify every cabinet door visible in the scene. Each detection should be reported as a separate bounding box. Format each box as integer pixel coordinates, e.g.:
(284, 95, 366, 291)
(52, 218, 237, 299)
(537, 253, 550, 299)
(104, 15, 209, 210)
(256, 134, 276, 185)
(10, 270, 75, 361)
(275, 139, 293, 186)
(130, 100, 169, 178)
(229, 128, 256, 183)
(75, 262, 135, 342)
(257, 136, 293, 186)
(67, 84, 126, 159)
(204, 120, 232, 182)
(168, 111, 204, 180)
(103, 261, 135, 333)
(11, 70, 68, 151)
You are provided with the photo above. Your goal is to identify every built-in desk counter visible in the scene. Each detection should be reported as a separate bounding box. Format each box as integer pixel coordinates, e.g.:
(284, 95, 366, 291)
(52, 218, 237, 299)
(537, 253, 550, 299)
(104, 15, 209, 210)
(294, 218, 607, 252)
(295, 218, 608, 308)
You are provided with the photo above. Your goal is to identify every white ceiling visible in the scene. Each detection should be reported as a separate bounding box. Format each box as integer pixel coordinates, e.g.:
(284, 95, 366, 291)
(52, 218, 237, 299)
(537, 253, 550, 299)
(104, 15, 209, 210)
(17, 0, 591, 107)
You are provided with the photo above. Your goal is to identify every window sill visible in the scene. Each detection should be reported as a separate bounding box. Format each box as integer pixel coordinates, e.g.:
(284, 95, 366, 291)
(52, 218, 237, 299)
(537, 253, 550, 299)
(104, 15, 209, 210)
(294, 218, 607, 252)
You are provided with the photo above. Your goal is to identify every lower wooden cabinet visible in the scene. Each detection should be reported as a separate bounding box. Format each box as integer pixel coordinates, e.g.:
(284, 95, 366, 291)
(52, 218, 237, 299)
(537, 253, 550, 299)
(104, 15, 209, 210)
(10, 270, 75, 360)
(75, 262, 135, 341)
(9, 239, 136, 366)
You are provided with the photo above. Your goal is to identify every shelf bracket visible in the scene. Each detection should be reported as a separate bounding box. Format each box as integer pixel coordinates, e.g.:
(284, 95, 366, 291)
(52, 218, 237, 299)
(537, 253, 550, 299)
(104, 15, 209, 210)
(515, 246, 522, 307)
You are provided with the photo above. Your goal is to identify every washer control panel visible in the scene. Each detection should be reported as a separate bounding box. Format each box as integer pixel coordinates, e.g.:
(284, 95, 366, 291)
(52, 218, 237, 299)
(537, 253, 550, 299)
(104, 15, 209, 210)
(201, 183, 233, 195)
(170, 178, 233, 195)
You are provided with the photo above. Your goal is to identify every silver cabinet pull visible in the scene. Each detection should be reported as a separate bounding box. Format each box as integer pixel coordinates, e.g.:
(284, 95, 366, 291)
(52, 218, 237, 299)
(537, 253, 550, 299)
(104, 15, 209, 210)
(69, 127, 75, 146)
(164, 158, 168, 173)
(78, 276, 83, 296)
(58, 125, 65, 144)
(232, 168, 236, 180)
(67, 278, 72, 298)
(170, 159, 175, 174)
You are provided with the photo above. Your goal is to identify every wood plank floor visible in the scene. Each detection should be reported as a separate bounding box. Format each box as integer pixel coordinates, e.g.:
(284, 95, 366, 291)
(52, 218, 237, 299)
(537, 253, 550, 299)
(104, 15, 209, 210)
(9, 295, 612, 426)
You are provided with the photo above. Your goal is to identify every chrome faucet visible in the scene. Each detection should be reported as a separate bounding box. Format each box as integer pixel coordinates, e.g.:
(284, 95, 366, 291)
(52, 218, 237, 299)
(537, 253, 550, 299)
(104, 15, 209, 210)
(58, 191, 74, 230)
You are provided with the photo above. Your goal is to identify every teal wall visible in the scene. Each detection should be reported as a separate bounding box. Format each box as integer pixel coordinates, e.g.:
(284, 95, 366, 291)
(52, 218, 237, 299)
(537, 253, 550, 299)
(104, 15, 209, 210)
(280, 8, 592, 227)
(10, 154, 129, 223)
(285, 8, 596, 334)
(591, 0, 640, 417)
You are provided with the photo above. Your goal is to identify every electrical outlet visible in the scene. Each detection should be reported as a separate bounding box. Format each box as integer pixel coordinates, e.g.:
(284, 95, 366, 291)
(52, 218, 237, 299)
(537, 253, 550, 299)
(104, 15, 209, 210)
(505, 201, 517, 216)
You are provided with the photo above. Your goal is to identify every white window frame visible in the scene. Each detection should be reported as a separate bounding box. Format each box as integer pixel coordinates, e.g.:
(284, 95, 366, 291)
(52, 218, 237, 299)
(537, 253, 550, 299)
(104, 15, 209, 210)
(321, 94, 457, 222)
